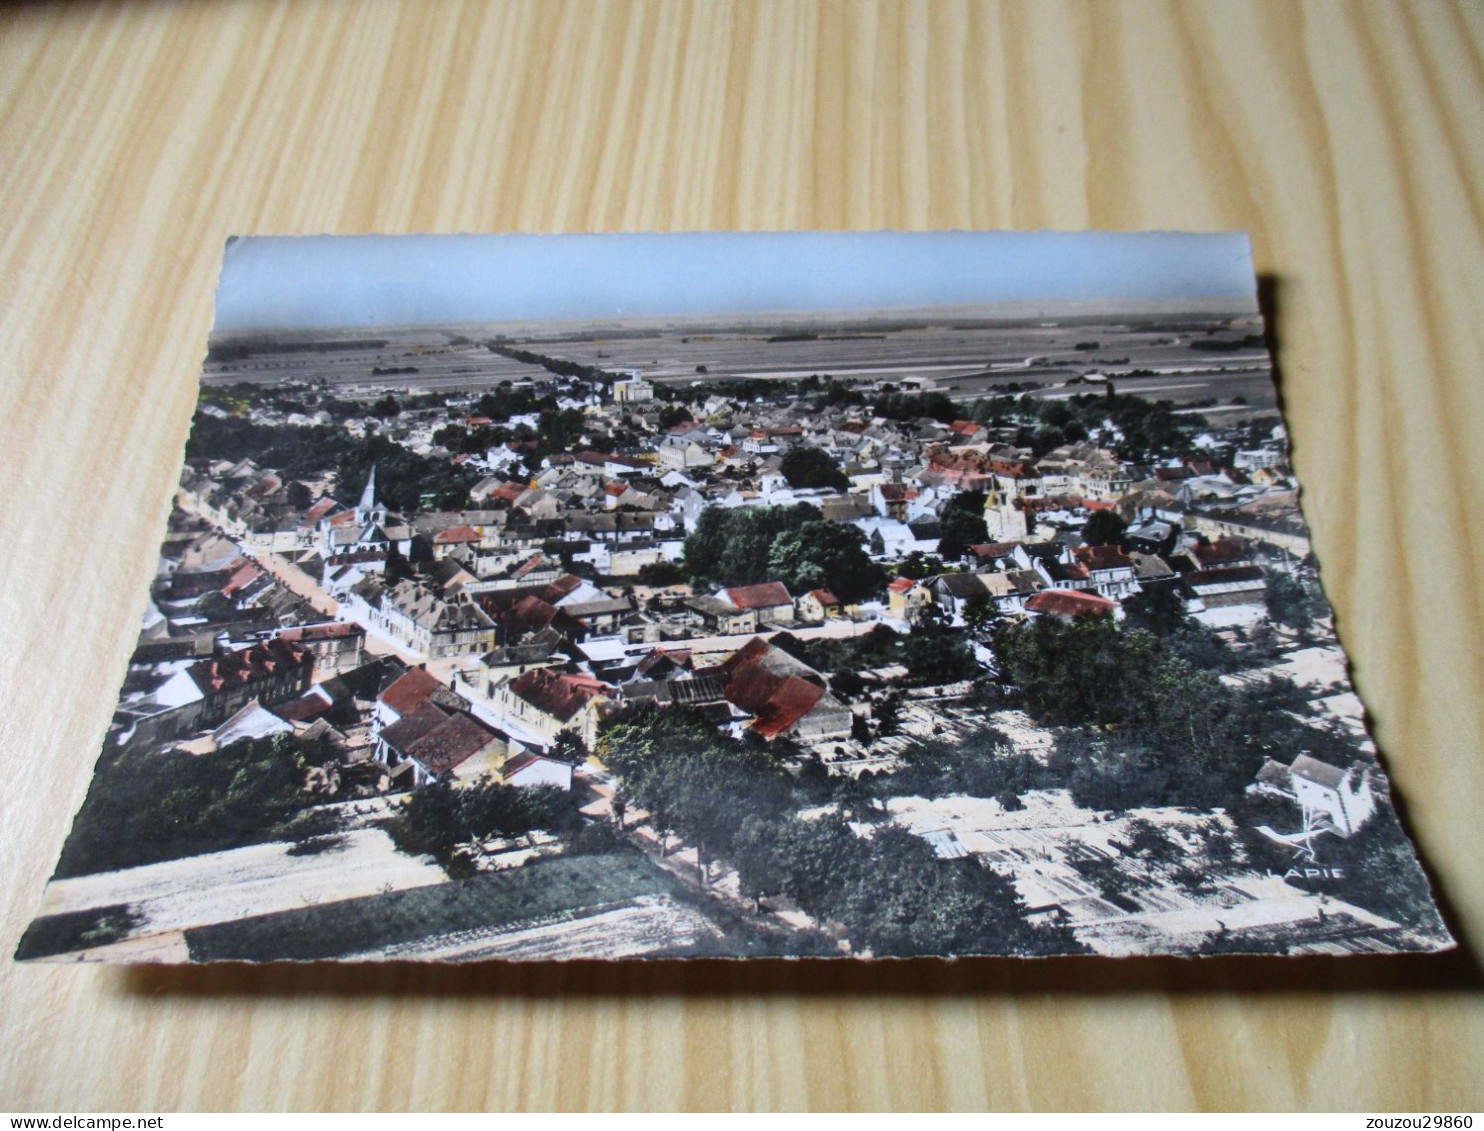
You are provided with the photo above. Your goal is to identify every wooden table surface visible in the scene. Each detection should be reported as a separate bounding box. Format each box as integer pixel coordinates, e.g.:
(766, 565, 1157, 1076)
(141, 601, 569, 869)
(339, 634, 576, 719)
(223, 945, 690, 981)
(2, 0, 1481, 1112)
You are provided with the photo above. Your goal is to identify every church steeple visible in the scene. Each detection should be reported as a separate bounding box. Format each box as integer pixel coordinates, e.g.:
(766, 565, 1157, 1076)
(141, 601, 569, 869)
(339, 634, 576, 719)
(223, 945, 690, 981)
(356, 465, 378, 525)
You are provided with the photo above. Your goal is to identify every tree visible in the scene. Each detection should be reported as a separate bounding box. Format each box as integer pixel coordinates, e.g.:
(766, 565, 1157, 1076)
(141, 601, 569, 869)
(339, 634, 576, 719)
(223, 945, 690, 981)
(1121, 584, 1188, 637)
(779, 447, 848, 491)
(1265, 570, 1320, 633)
(54, 733, 333, 878)
(682, 503, 822, 586)
(937, 494, 989, 560)
(962, 593, 996, 631)
(767, 521, 886, 603)
(901, 621, 979, 688)
(636, 559, 686, 587)
(1081, 509, 1127, 547)
(658, 404, 694, 430)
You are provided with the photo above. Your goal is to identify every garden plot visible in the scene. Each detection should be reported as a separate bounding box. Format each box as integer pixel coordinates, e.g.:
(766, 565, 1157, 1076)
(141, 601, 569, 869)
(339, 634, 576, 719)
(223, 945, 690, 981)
(881, 790, 1403, 955)
(34, 827, 446, 947)
(368, 895, 722, 961)
(183, 850, 719, 962)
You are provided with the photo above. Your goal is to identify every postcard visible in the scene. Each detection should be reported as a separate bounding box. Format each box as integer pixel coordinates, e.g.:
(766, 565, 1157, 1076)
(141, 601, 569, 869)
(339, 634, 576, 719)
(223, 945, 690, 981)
(15, 232, 1452, 962)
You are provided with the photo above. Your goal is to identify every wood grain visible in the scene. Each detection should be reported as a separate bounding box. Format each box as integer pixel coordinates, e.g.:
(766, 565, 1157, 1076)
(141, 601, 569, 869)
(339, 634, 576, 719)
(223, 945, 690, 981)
(1, 0, 1481, 1112)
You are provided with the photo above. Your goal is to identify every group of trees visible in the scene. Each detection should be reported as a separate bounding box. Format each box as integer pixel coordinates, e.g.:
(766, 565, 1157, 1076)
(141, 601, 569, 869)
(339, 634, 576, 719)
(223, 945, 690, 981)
(489, 344, 617, 386)
(596, 706, 1082, 956)
(683, 503, 886, 604)
(936, 491, 990, 560)
(885, 727, 1045, 812)
(432, 405, 587, 466)
(774, 618, 979, 690)
(186, 411, 481, 512)
(779, 447, 848, 491)
(992, 609, 1362, 812)
(392, 779, 579, 873)
(870, 389, 958, 424)
(961, 390, 1204, 460)
(1264, 570, 1329, 633)
(55, 733, 334, 879)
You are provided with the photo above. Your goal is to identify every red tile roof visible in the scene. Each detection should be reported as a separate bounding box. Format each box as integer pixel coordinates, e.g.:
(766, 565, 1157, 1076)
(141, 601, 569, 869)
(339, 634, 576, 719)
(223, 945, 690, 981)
(300, 497, 341, 526)
(1075, 544, 1133, 571)
(724, 581, 792, 610)
(720, 638, 826, 739)
(379, 667, 445, 717)
(637, 647, 693, 677)
(500, 750, 544, 778)
(1193, 537, 1252, 566)
(1024, 590, 1116, 619)
(221, 561, 264, 596)
(888, 577, 917, 593)
(499, 594, 562, 635)
(807, 588, 840, 606)
(434, 524, 482, 544)
(403, 712, 499, 776)
(509, 667, 611, 722)
(514, 553, 559, 579)
(188, 638, 311, 695)
(970, 542, 1020, 559)
(543, 574, 584, 601)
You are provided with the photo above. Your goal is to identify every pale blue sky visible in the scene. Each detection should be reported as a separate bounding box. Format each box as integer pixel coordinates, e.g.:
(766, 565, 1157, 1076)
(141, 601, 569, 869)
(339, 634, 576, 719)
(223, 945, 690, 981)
(213, 231, 1257, 332)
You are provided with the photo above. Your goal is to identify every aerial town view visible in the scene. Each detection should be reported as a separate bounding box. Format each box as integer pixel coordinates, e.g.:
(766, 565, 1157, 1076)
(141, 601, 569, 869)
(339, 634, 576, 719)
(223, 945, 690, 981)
(17, 233, 1451, 962)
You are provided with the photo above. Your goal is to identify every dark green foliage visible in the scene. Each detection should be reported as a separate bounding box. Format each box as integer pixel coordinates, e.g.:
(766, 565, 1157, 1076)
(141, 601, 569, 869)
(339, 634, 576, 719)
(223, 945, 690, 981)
(888, 728, 1046, 804)
(753, 815, 1084, 956)
(489, 344, 617, 385)
(779, 446, 848, 491)
(14, 905, 146, 960)
(1081, 509, 1127, 547)
(599, 705, 794, 861)
(937, 493, 989, 560)
(767, 521, 886, 603)
(53, 733, 333, 879)
(185, 411, 479, 512)
(393, 779, 579, 865)
(475, 385, 548, 420)
(334, 433, 481, 513)
(1121, 584, 1189, 637)
(786, 622, 974, 689)
(1268, 809, 1448, 936)
(206, 337, 389, 363)
(894, 551, 943, 580)
(682, 502, 821, 586)
(658, 403, 695, 430)
(636, 560, 687, 587)
(998, 615, 1367, 811)
(1265, 569, 1328, 632)
(902, 620, 981, 686)
(596, 704, 1081, 956)
(830, 668, 865, 699)
(871, 390, 958, 424)
(965, 391, 1204, 461)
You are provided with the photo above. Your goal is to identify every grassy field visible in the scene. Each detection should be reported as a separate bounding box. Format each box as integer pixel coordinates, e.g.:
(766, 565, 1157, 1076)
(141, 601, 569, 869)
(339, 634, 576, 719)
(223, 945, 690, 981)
(184, 849, 694, 961)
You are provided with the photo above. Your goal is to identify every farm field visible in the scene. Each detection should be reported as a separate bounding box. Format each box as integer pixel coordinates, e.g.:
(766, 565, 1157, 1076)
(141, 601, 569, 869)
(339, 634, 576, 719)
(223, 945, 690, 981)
(182, 849, 723, 962)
